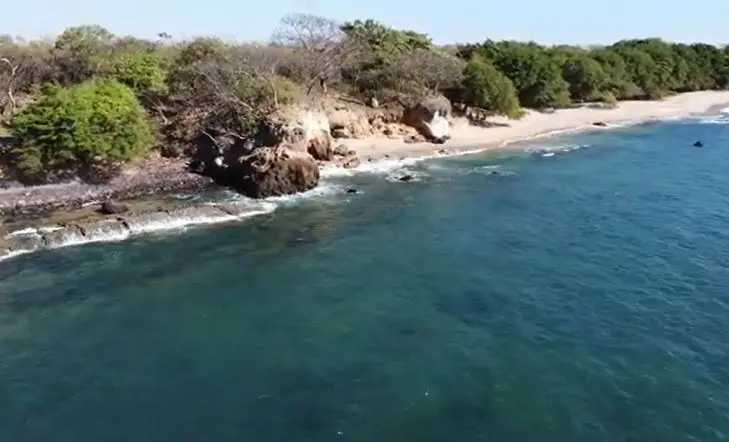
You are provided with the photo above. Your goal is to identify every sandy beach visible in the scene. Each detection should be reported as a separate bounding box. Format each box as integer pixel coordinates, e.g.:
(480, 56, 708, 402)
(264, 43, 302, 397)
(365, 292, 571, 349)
(3, 91, 729, 220)
(345, 91, 729, 161)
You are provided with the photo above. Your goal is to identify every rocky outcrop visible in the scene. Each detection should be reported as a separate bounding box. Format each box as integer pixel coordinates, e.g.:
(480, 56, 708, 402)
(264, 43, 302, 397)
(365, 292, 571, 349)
(403, 95, 453, 143)
(99, 200, 128, 215)
(0, 202, 272, 259)
(307, 129, 333, 160)
(257, 108, 332, 150)
(227, 146, 319, 198)
(327, 107, 418, 140)
(0, 159, 214, 220)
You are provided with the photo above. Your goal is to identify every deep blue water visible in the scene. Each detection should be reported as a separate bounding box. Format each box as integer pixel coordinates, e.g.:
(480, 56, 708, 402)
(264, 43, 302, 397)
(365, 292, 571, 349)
(3, 116, 729, 441)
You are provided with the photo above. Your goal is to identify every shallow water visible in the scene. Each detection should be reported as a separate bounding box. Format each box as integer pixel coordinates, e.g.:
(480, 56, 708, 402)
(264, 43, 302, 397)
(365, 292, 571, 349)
(2, 115, 729, 441)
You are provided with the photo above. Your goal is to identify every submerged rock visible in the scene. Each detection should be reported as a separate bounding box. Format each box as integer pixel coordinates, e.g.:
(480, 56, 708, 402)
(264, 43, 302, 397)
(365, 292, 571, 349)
(228, 147, 319, 198)
(694, 140, 703, 147)
(399, 174, 414, 182)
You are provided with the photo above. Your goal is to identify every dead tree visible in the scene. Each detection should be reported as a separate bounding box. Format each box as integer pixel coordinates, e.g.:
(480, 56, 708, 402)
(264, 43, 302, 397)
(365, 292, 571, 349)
(271, 13, 351, 95)
(0, 57, 18, 123)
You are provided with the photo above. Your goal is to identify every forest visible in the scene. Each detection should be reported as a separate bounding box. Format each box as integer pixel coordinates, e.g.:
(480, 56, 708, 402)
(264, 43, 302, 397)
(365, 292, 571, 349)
(1, 14, 728, 182)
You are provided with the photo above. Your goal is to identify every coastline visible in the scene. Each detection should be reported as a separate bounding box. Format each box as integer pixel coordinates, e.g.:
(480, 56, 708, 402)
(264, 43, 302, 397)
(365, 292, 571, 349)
(3, 90, 729, 261)
(339, 91, 729, 163)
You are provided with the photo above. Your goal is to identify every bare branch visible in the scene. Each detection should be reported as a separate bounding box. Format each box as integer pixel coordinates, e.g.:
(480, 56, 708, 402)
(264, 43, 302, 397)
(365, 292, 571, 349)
(0, 57, 19, 121)
(271, 13, 352, 95)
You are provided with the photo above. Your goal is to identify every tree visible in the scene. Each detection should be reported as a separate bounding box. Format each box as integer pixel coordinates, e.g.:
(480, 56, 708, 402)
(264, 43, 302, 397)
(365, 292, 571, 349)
(561, 54, 609, 101)
(462, 56, 522, 118)
(381, 48, 465, 99)
(112, 51, 168, 96)
(0, 46, 52, 123)
(616, 47, 662, 98)
(272, 13, 350, 94)
(340, 19, 435, 96)
(341, 19, 432, 66)
(52, 25, 115, 84)
(10, 78, 154, 181)
(591, 48, 638, 99)
(459, 41, 570, 108)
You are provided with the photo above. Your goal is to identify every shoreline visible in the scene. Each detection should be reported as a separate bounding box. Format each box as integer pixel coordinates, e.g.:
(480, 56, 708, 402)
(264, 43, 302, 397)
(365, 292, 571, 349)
(3, 91, 729, 261)
(0, 156, 216, 220)
(338, 91, 729, 164)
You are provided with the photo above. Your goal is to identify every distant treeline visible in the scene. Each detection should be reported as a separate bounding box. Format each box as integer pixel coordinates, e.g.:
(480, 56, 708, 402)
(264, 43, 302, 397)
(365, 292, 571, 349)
(1, 15, 727, 181)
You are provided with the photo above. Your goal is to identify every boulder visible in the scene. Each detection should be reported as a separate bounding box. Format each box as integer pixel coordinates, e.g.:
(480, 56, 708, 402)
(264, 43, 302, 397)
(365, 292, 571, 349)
(342, 156, 361, 169)
(331, 128, 351, 139)
(228, 147, 319, 198)
(404, 95, 453, 143)
(333, 145, 351, 156)
(99, 200, 128, 215)
(256, 109, 331, 150)
(307, 130, 334, 161)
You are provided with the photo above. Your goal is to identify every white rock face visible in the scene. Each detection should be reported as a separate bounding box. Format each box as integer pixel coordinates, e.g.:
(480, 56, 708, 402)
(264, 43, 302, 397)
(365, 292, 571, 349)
(298, 110, 331, 142)
(421, 114, 452, 140)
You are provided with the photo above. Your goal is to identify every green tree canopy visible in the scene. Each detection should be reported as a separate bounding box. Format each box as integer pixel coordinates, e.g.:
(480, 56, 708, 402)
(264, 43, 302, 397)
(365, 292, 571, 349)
(10, 78, 154, 181)
(462, 56, 522, 118)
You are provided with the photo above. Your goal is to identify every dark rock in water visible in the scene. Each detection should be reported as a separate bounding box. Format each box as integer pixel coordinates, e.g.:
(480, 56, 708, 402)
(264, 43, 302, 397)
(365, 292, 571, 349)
(399, 174, 414, 182)
(227, 146, 319, 198)
(99, 200, 128, 215)
(342, 156, 361, 169)
(694, 140, 703, 147)
(346, 188, 358, 194)
(592, 121, 608, 127)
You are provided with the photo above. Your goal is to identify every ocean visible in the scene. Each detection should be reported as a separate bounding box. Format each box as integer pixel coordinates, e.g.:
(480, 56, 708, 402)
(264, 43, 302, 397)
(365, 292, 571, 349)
(2, 114, 729, 441)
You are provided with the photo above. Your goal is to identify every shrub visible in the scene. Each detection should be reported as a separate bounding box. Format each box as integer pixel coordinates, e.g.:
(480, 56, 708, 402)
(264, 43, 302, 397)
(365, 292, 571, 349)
(112, 52, 168, 96)
(10, 78, 154, 181)
(462, 56, 523, 118)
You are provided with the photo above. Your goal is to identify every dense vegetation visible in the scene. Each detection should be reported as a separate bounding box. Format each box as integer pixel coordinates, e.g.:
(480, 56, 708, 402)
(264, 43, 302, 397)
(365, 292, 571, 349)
(1, 16, 729, 182)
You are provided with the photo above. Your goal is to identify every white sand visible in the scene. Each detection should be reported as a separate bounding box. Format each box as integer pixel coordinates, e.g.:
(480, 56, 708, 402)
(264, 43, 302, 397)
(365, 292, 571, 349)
(344, 91, 729, 161)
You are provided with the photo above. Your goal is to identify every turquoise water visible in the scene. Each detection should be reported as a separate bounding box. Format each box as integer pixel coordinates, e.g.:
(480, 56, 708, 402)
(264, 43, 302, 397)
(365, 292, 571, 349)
(3, 116, 729, 441)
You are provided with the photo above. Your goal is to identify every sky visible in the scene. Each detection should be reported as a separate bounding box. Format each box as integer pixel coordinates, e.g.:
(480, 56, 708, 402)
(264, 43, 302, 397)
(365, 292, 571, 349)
(2, 0, 728, 46)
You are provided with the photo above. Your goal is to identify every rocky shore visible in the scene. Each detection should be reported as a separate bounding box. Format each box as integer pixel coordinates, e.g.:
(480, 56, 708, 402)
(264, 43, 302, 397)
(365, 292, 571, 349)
(1, 95, 451, 223)
(0, 199, 274, 259)
(5, 90, 728, 256)
(0, 155, 214, 220)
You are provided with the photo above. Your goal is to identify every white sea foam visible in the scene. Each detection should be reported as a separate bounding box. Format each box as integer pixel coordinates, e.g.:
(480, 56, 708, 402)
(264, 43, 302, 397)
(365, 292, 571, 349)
(125, 214, 239, 235)
(0, 248, 35, 262)
(5, 227, 41, 238)
(0, 201, 278, 262)
(697, 117, 729, 125)
(262, 182, 344, 206)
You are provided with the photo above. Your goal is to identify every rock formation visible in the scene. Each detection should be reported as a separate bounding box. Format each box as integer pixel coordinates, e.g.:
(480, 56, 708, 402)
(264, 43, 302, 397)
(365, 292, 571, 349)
(227, 146, 319, 198)
(306, 129, 333, 160)
(0, 202, 271, 259)
(403, 95, 453, 143)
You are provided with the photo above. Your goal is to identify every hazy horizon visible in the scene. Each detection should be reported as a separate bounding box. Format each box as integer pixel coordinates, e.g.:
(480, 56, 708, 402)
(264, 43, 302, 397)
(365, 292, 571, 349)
(2, 0, 728, 46)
